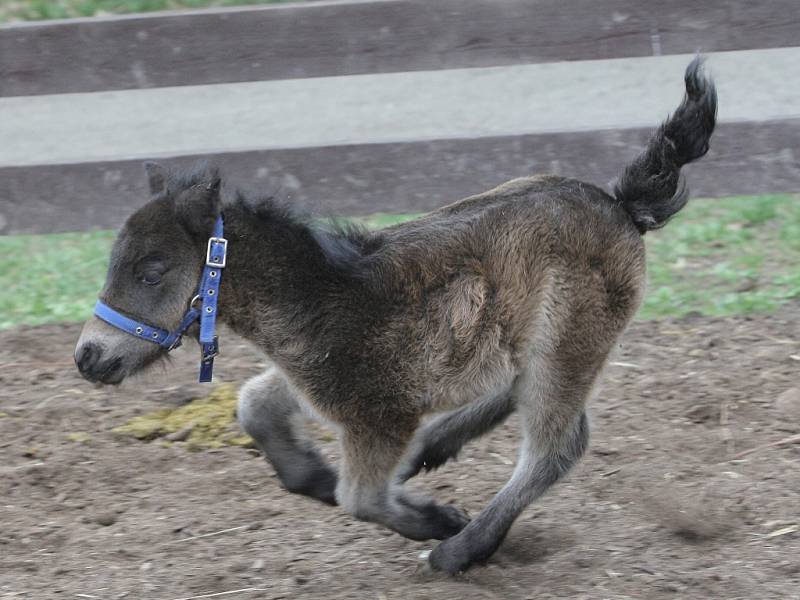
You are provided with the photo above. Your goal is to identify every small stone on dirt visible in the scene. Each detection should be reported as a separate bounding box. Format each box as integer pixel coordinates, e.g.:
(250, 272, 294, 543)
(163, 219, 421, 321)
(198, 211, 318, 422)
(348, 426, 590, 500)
(591, 446, 620, 456)
(658, 582, 686, 593)
(684, 404, 719, 424)
(775, 388, 800, 420)
(734, 277, 759, 293)
(780, 560, 800, 575)
(573, 556, 592, 568)
(228, 560, 250, 573)
(95, 512, 117, 526)
(165, 425, 194, 442)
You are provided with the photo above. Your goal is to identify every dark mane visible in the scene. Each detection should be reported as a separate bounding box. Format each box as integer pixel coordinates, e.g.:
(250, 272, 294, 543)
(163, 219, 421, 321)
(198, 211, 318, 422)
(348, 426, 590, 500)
(159, 163, 383, 279)
(226, 184, 382, 280)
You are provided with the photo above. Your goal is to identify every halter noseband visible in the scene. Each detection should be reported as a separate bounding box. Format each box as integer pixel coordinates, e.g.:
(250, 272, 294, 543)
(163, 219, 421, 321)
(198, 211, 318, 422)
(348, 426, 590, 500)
(93, 216, 228, 383)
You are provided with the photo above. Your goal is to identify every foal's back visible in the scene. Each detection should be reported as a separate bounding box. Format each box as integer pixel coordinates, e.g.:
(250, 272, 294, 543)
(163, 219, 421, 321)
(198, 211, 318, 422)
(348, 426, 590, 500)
(369, 175, 646, 408)
(378, 175, 645, 304)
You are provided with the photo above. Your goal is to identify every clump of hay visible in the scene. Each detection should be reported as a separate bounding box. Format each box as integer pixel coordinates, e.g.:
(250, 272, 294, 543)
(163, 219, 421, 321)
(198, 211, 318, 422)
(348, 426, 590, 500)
(113, 384, 253, 451)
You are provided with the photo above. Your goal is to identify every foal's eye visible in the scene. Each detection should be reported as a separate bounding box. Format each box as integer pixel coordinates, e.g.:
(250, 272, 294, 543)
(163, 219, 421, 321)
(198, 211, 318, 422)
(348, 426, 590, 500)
(136, 257, 166, 286)
(140, 271, 162, 286)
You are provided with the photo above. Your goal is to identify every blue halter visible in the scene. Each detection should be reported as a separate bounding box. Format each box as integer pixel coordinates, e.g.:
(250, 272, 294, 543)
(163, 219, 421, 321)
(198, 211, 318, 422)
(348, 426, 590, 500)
(93, 216, 228, 383)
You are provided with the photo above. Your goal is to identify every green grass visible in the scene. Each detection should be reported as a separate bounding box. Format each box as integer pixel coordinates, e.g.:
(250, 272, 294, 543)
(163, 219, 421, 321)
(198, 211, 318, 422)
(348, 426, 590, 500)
(0, 0, 303, 22)
(0, 230, 116, 329)
(641, 194, 800, 318)
(354, 212, 422, 230)
(1, 194, 798, 329)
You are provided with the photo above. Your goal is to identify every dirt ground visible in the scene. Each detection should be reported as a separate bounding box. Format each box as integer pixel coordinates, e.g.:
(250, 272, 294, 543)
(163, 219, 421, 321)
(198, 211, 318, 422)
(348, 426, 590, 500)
(1, 305, 799, 600)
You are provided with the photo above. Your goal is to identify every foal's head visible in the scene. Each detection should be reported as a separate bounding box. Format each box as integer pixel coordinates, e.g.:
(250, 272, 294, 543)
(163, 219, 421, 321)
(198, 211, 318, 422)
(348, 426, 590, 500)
(75, 163, 222, 384)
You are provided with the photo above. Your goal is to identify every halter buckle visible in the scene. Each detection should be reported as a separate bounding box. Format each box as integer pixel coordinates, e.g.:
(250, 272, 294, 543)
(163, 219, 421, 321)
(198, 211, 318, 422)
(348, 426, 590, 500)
(203, 336, 220, 361)
(206, 237, 228, 268)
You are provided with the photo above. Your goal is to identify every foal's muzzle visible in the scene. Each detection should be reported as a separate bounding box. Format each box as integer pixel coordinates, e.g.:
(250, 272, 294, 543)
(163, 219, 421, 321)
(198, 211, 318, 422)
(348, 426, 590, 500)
(74, 341, 125, 384)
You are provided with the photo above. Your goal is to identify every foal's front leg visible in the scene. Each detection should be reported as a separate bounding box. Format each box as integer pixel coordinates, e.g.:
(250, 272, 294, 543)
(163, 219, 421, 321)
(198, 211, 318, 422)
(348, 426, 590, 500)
(337, 426, 470, 541)
(238, 369, 338, 505)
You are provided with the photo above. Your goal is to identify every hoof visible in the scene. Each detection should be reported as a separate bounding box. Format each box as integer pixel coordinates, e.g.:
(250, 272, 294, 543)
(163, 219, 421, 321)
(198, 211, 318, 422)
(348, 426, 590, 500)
(394, 497, 471, 541)
(399, 441, 460, 482)
(428, 536, 474, 574)
(279, 463, 338, 506)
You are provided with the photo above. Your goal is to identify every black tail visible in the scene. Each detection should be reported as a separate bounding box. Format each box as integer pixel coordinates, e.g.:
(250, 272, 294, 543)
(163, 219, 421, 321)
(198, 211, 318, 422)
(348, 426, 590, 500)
(615, 56, 717, 234)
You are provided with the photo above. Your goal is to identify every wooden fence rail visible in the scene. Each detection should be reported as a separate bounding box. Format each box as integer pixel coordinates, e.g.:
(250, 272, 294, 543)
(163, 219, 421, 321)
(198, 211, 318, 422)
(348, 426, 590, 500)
(0, 0, 798, 234)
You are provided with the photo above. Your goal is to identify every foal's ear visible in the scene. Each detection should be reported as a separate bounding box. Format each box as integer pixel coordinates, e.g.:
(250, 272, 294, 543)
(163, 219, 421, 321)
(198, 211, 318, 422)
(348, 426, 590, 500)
(144, 161, 169, 195)
(174, 168, 222, 238)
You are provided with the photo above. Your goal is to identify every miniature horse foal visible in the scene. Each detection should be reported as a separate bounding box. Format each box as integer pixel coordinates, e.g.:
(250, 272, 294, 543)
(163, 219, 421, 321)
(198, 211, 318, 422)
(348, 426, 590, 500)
(76, 59, 716, 573)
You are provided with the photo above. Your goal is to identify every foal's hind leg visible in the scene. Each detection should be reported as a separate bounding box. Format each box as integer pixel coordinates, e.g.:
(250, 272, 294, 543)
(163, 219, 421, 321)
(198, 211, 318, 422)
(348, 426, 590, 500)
(337, 425, 470, 541)
(238, 369, 338, 505)
(428, 363, 594, 573)
(397, 389, 515, 482)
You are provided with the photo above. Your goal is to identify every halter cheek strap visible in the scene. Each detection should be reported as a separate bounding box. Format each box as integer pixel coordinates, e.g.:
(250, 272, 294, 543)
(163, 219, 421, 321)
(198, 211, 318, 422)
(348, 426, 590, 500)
(93, 216, 228, 383)
(197, 216, 227, 382)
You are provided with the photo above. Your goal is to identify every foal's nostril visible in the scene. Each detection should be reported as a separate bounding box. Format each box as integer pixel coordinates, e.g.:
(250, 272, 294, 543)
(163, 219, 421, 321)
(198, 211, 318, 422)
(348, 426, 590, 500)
(75, 342, 100, 375)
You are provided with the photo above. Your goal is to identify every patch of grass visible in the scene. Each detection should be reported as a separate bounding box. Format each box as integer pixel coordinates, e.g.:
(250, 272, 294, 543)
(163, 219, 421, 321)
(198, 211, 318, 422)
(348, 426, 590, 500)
(0, 230, 115, 329)
(0, 0, 304, 22)
(355, 212, 423, 230)
(2, 194, 798, 330)
(641, 194, 800, 318)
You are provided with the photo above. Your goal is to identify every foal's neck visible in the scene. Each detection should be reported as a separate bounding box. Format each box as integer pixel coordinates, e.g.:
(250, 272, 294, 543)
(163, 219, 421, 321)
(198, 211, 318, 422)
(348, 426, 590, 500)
(216, 199, 361, 359)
